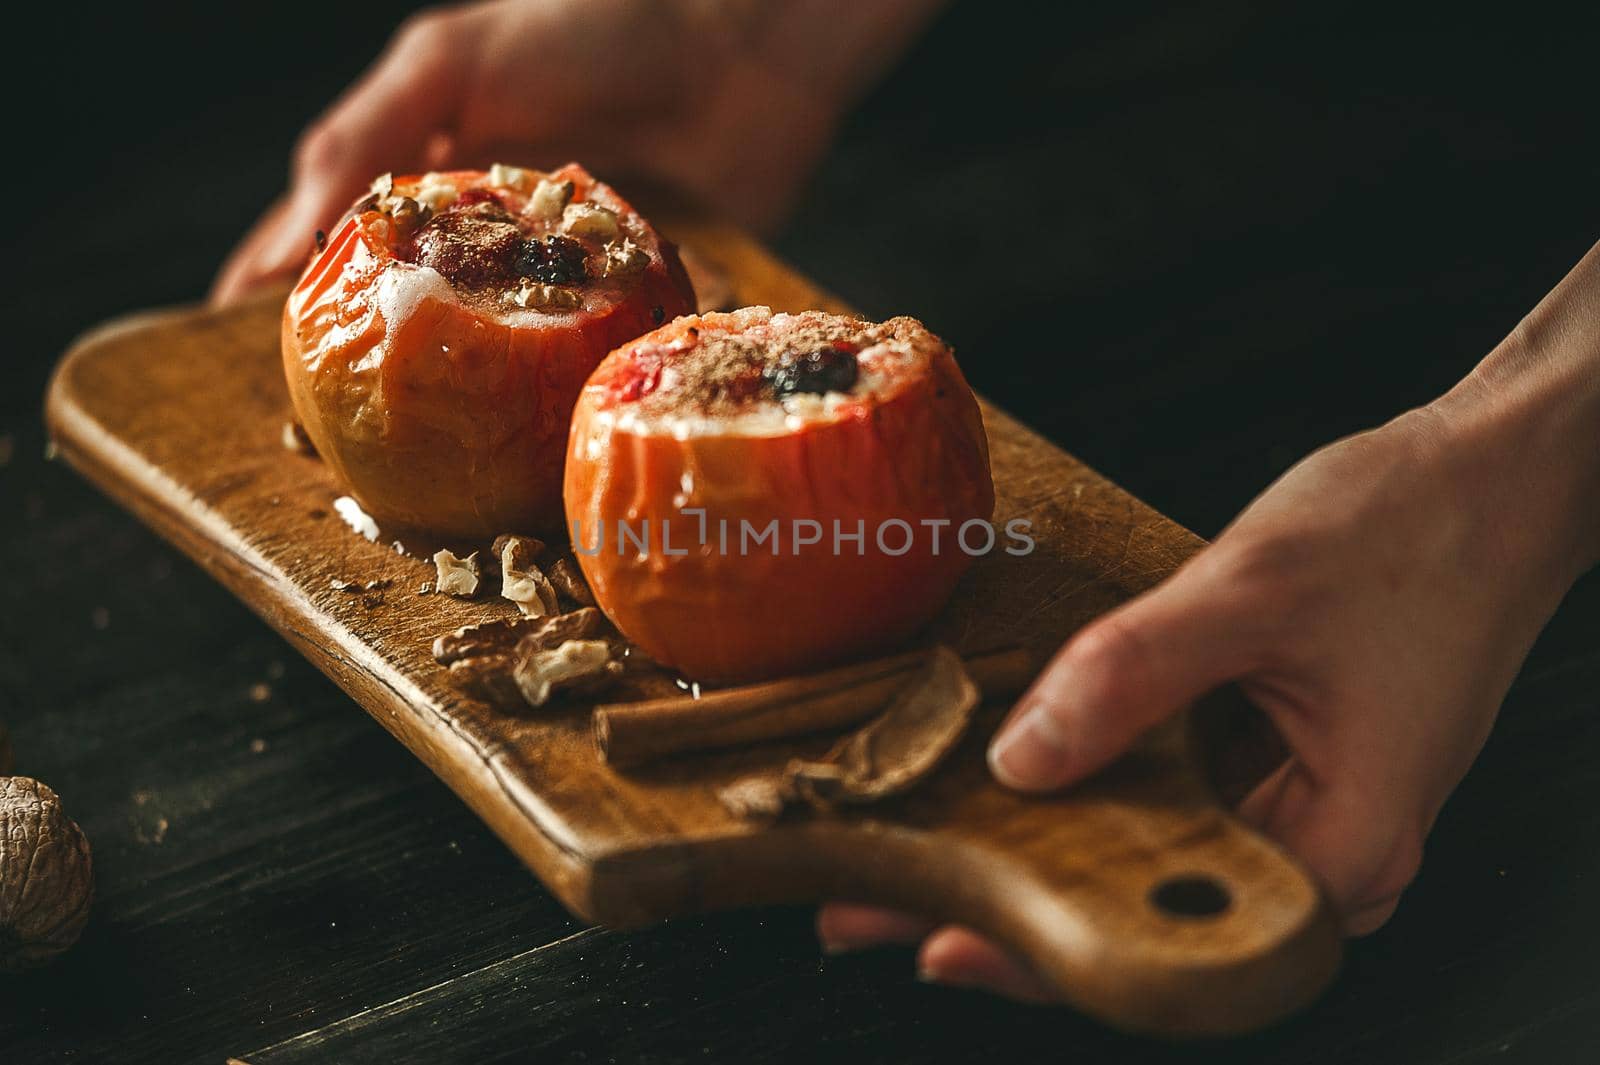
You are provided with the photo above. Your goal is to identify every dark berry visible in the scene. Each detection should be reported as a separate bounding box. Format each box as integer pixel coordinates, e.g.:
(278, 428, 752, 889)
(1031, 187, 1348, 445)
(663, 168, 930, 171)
(516, 236, 589, 285)
(764, 348, 859, 398)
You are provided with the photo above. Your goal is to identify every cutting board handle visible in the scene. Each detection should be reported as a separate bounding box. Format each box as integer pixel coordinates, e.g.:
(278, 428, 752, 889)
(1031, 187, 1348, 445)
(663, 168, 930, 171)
(587, 721, 1341, 1037)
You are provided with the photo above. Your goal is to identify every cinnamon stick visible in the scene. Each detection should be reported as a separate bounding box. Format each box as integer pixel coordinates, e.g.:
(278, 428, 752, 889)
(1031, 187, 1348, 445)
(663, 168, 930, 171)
(594, 645, 1033, 768)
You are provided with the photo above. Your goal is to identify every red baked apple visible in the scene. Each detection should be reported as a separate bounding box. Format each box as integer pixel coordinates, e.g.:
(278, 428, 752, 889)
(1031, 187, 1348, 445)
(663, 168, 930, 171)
(564, 308, 995, 682)
(283, 163, 694, 536)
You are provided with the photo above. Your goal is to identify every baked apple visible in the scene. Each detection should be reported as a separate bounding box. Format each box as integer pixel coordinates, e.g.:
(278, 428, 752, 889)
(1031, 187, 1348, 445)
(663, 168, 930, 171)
(564, 308, 994, 682)
(282, 163, 695, 536)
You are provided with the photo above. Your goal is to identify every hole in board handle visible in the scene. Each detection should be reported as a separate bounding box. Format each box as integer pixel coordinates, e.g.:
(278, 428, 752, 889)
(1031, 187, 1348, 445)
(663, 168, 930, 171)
(1149, 874, 1232, 919)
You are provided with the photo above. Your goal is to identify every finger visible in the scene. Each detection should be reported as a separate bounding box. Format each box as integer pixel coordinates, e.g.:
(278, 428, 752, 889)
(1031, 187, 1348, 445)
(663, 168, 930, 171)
(988, 554, 1263, 792)
(917, 927, 1057, 1003)
(251, 15, 470, 288)
(210, 196, 294, 306)
(816, 904, 934, 953)
(1245, 762, 1423, 924)
(1344, 894, 1402, 936)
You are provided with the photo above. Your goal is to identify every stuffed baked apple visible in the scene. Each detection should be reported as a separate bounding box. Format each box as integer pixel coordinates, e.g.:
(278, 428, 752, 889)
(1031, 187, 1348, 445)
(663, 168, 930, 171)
(564, 308, 994, 683)
(283, 163, 695, 536)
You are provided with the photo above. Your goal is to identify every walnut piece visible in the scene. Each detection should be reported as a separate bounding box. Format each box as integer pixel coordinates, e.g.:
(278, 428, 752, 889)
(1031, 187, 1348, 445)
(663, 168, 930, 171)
(509, 283, 584, 311)
(499, 536, 560, 616)
(601, 238, 647, 278)
(526, 177, 575, 221)
(512, 639, 619, 708)
(386, 196, 431, 240)
(547, 556, 595, 607)
(447, 655, 525, 711)
(514, 607, 606, 655)
(413, 172, 460, 212)
(561, 202, 620, 242)
(0, 777, 93, 973)
(432, 549, 481, 597)
(490, 533, 546, 564)
(433, 607, 604, 665)
(486, 162, 532, 193)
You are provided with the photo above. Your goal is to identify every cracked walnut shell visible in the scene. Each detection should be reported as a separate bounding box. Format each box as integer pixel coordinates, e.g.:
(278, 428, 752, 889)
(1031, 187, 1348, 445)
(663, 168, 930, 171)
(0, 777, 93, 972)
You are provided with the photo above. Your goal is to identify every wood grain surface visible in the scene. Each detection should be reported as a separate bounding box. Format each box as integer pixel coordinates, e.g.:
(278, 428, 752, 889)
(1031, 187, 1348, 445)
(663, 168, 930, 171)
(44, 211, 1339, 1036)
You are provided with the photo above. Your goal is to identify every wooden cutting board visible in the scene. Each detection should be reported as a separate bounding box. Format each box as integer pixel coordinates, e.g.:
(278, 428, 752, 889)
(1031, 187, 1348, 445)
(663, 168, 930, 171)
(45, 209, 1339, 1036)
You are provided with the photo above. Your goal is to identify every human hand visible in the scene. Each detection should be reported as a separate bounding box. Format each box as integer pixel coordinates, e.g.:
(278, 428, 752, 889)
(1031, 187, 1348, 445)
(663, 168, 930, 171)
(820, 369, 1599, 997)
(211, 0, 943, 305)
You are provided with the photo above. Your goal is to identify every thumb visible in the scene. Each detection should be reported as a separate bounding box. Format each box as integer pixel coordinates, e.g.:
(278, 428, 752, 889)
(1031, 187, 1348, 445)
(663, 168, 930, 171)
(1240, 760, 1423, 933)
(988, 555, 1260, 791)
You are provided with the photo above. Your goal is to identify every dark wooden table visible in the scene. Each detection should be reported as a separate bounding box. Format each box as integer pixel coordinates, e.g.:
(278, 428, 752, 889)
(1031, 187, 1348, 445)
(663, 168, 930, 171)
(5, 3, 1600, 1061)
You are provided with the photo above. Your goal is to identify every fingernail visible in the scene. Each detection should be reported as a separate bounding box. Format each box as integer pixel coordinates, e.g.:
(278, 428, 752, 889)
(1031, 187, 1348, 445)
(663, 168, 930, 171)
(988, 700, 1072, 791)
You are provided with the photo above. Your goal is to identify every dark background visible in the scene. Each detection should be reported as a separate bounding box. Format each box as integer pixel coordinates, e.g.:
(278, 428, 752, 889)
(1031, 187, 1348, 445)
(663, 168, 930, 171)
(5, 1, 1600, 1061)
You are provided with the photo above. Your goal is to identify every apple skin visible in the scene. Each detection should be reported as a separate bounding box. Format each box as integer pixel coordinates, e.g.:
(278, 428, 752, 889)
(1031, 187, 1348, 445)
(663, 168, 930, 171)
(565, 311, 994, 683)
(282, 164, 694, 538)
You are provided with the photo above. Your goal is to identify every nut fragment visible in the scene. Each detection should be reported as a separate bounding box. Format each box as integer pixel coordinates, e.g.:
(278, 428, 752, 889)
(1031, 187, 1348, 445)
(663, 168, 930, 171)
(509, 283, 584, 311)
(512, 639, 618, 708)
(526, 177, 575, 221)
(601, 238, 647, 278)
(432, 549, 481, 597)
(515, 607, 606, 654)
(447, 655, 525, 710)
(434, 616, 545, 665)
(434, 607, 605, 665)
(413, 172, 459, 212)
(561, 202, 620, 242)
(386, 195, 431, 239)
(0, 778, 93, 973)
(547, 556, 595, 607)
(490, 533, 546, 564)
(486, 162, 532, 192)
(333, 496, 380, 542)
(499, 536, 560, 616)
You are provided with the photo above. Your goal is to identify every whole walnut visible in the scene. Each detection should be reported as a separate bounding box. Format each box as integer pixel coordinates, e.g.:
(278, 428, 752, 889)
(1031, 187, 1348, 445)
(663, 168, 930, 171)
(0, 777, 93, 972)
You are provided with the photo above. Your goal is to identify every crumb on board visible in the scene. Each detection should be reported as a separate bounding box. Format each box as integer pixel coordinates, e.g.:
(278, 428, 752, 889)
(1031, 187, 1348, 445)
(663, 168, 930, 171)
(333, 496, 380, 541)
